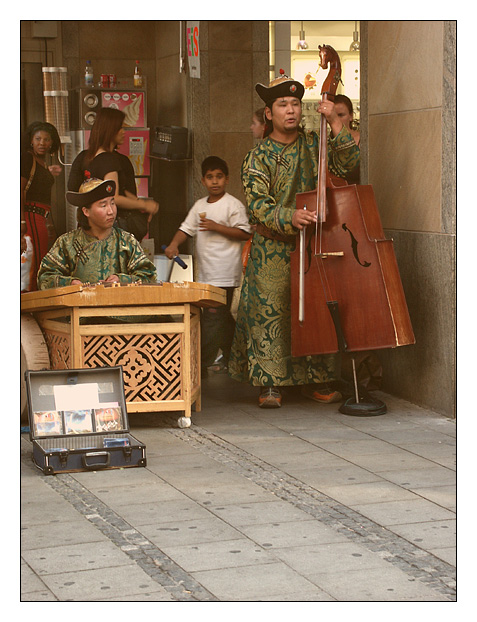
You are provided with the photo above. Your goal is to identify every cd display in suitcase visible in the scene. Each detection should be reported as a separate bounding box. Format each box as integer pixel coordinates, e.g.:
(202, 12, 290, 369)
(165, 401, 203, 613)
(25, 366, 146, 475)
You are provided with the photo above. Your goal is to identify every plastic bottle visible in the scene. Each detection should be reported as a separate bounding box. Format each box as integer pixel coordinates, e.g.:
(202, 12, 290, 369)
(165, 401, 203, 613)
(134, 60, 143, 88)
(85, 60, 94, 87)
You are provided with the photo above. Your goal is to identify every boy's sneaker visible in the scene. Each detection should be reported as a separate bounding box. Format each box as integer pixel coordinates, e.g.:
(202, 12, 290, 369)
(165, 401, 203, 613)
(258, 387, 282, 408)
(302, 385, 342, 404)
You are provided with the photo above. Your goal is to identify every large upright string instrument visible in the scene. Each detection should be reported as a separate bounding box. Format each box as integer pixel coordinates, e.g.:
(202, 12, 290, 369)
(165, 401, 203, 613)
(290, 46, 414, 410)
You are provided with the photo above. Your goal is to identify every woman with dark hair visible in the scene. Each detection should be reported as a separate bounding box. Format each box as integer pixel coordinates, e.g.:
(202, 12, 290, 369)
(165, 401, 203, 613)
(334, 94, 360, 183)
(21, 121, 62, 291)
(68, 107, 158, 240)
(334, 94, 360, 146)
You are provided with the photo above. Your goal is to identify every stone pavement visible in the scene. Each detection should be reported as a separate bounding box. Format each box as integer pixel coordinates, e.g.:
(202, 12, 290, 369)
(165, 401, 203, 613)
(20, 373, 456, 602)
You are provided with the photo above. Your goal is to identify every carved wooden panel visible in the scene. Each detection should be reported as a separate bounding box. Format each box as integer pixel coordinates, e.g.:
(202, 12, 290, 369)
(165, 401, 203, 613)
(82, 333, 182, 403)
(43, 332, 71, 369)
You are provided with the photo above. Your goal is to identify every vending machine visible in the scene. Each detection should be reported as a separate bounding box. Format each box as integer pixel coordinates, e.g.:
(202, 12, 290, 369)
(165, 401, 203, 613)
(65, 88, 150, 231)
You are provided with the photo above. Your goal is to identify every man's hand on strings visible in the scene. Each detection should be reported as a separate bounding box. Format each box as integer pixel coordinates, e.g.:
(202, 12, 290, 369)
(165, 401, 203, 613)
(292, 208, 317, 230)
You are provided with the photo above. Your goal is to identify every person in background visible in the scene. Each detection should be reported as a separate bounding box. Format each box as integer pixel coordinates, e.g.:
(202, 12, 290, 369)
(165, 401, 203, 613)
(37, 178, 156, 290)
(250, 107, 266, 141)
(68, 107, 158, 241)
(164, 156, 251, 376)
(228, 75, 360, 408)
(21, 121, 62, 291)
(334, 94, 360, 184)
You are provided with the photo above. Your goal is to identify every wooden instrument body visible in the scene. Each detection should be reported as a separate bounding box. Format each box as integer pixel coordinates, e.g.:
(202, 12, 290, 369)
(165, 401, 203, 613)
(291, 183, 415, 356)
(20, 281, 226, 313)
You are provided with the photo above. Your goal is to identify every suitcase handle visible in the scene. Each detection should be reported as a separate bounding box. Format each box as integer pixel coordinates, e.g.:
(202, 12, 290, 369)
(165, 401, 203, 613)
(82, 451, 111, 469)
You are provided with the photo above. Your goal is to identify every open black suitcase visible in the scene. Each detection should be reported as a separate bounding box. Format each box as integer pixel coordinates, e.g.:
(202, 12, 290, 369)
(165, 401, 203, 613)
(24, 366, 146, 475)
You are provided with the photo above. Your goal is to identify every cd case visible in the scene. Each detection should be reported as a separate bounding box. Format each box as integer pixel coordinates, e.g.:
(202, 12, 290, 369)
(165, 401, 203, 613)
(25, 366, 146, 475)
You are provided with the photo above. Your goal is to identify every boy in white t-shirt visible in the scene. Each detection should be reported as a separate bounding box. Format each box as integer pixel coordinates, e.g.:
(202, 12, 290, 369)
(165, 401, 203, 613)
(165, 156, 251, 374)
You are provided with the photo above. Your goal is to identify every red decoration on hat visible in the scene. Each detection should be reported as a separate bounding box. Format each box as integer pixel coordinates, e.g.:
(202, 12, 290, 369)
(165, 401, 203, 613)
(84, 170, 91, 179)
(279, 68, 285, 75)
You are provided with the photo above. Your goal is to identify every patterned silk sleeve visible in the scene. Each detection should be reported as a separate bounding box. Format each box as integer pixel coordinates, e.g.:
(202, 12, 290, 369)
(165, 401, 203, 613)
(327, 125, 360, 178)
(37, 233, 78, 289)
(241, 148, 284, 233)
(116, 231, 157, 284)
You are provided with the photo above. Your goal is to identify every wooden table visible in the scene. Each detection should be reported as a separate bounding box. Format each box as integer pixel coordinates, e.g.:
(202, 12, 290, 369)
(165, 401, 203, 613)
(21, 282, 226, 427)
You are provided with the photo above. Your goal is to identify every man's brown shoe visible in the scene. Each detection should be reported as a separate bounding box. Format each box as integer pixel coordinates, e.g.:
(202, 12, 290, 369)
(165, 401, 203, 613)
(302, 385, 342, 404)
(258, 387, 282, 408)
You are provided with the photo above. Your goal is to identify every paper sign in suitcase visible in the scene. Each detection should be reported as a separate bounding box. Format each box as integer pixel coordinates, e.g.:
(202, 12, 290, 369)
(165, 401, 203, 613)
(25, 366, 146, 475)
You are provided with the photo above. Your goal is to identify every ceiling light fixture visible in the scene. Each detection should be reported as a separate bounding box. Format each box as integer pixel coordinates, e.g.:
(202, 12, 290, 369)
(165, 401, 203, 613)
(296, 21, 309, 51)
(349, 21, 360, 52)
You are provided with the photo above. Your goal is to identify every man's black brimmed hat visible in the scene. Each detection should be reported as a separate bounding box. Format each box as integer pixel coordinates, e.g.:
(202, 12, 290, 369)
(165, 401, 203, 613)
(66, 178, 116, 207)
(256, 72, 305, 107)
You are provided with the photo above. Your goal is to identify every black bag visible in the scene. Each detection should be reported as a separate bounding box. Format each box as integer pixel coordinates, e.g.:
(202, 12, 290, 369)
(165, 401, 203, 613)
(116, 209, 149, 241)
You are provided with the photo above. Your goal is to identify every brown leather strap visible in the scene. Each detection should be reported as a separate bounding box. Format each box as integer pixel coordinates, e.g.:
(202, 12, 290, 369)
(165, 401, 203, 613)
(255, 223, 295, 243)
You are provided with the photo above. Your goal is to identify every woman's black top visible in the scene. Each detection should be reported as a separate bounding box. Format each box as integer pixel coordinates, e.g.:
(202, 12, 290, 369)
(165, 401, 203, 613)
(68, 150, 136, 196)
(21, 152, 54, 204)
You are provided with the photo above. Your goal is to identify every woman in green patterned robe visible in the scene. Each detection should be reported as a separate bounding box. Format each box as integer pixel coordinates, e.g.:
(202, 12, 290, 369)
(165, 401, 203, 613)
(228, 76, 360, 408)
(37, 179, 156, 290)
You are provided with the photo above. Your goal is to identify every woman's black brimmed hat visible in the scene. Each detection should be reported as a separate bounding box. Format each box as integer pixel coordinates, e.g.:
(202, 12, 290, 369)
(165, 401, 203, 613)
(66, 178, 116, 207)
(256, 72, 305, 107)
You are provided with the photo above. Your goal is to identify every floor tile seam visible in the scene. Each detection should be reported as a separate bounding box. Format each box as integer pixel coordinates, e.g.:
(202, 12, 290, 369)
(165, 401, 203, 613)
(20, 453, 218, 602)
(170, 425, 456, 599)
(21, 556, 60, 601)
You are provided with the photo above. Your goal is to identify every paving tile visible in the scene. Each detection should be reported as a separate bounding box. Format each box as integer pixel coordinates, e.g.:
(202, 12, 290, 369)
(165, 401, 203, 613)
(22, 518, 105, 550)
(342, 450, 438, 472)
(235, 438, 328, 461)
(290, 464, 382, 488)
(313, 438, 408, 458)
(22, 540, 132, 575)
(96, 591, 176, 601)
(71, 466, 163, 489)
(140, 517, 245, 547)
(351, 498, 455, 526)
(192, 563, 333, 601)
(21, 590, 58, 601)
(161, 538, 275, 572)
(409, 485, 456, 509)
(39, 564, 164, 601)
(209, 500, 313, 527)
(238, 519, 349, 549)
(307, 565, 451, 601)
(316, 480, 418, 506)
(394, 441, 456, 468)
(21, 559, 56, 598)
(429, 547, 456, 566)
(293, 426, 374, 443)
(368, 426, 456, 445)
(379, 466, 456, 489)
(21, 492, 83, 526)
(267, 448, 345, 470)
(90, 480, 187, 509)
(181, 480, 274, 506)
(386, 519, 456, 551)
(115, 497, 213, 526)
